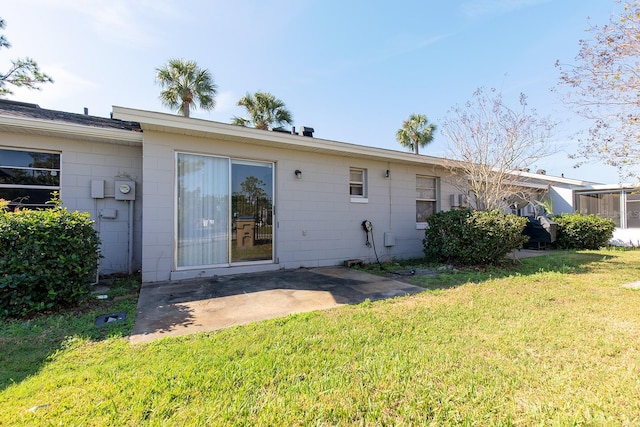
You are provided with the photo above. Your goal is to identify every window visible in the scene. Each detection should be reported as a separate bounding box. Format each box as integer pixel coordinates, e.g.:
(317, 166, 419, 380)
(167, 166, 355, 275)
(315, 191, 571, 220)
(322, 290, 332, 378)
(350, 168, 367, 201)
(576, 192, 621, 227)
(0, 148, 60, 210)
(627, 192, 640, 228)
(416, 176, 437, 222)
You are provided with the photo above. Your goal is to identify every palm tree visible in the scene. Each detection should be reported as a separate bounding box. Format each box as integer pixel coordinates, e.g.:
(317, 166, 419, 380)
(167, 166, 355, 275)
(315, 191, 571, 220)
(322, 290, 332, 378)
(155, 59, 217, 118)
(396, 113, 437, 155)
(232, 91, 293, 130)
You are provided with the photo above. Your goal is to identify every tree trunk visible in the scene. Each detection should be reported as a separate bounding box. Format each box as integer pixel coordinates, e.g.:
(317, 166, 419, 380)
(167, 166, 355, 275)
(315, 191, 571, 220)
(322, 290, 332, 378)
(182, 100, 190, 118)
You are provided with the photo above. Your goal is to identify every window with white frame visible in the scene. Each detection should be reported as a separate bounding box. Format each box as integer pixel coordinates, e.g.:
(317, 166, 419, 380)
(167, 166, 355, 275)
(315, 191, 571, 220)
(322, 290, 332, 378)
(0, 148, 60, 210)
(349, 167, 367, 200)
(416, 175, 437, 222)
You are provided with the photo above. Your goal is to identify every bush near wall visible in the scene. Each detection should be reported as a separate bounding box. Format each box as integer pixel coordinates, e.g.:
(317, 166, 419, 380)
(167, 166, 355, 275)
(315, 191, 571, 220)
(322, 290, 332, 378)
(552, 213, 615, 250)
(423, 208, 528, 265)
(0, 205, 100, 318)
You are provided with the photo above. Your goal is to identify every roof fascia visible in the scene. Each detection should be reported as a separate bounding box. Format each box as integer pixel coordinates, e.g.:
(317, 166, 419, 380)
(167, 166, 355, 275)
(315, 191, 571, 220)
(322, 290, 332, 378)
(111, 106, 589, 190)
(575, 183, 640, 191)
(112, 106, 449, 167)
(512, 169, 599, 186)
(0, 114, 143, 146)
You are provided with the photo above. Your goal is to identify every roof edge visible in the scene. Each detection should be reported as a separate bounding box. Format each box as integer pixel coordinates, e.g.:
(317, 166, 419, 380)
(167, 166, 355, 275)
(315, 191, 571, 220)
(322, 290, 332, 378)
(0, 114, 143, 146)
(111, 106, 452, 166)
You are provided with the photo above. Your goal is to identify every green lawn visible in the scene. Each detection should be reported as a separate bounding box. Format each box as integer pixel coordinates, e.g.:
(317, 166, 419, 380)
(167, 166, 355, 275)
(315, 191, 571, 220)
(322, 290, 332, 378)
(2, 250, 640, 426)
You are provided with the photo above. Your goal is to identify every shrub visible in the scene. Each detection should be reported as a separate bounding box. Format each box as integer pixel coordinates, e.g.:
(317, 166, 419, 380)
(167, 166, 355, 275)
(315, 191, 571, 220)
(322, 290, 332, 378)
(0, 206, 100, 317)
(552, 213, 615, 250)
(423, 208, 528, 265)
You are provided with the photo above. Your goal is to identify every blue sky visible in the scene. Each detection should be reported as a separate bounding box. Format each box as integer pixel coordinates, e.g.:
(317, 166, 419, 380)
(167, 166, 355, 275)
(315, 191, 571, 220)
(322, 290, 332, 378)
(1, 0, 626, 182)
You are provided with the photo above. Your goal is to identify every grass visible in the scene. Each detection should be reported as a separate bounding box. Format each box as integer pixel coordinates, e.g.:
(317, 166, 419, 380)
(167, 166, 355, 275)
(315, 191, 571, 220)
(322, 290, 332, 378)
(368, 250, 618, 291)
(2, 250, 640, 425)
(0, 275, 140, 388)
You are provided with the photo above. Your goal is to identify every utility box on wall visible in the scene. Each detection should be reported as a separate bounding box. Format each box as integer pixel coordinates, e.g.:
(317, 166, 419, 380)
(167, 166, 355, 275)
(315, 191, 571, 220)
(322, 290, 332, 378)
(91, 180, 105, 199)
(99, 208, 117, 219)
(114, 180, 136, 201)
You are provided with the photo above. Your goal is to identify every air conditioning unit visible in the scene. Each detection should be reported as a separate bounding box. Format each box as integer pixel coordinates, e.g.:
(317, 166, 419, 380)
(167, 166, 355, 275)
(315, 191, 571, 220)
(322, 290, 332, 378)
(450, 194, 467, 208)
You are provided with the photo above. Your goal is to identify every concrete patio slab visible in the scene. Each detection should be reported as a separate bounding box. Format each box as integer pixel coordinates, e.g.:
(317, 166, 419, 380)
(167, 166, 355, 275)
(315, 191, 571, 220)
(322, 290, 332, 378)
(622, 281, 640, 290)
(130, 267, 423, 344)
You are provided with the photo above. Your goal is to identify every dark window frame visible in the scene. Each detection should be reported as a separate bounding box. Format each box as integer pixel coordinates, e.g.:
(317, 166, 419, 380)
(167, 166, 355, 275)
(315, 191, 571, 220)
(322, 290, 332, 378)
(0, 148, 61, 210)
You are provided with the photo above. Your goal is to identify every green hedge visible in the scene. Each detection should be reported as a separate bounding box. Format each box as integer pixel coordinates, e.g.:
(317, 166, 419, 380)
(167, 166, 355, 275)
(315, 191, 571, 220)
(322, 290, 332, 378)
(423, 209, 528, 265)
(552, 213, 615, 250)
(0, 206, 100, 317)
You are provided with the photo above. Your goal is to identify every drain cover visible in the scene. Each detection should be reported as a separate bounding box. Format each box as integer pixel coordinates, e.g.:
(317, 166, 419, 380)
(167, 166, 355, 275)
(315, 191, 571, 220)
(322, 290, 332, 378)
(95, 312, 127, 326)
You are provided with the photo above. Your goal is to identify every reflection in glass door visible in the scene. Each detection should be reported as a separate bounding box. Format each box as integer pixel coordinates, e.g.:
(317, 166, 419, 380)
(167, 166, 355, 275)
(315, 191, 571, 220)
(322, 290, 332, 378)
(231, 160, 274, 263)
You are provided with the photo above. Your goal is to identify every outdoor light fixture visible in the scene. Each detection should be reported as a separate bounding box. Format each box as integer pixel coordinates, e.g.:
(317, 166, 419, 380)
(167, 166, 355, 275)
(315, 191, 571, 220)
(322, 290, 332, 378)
(385, 169, 390, 178)
(295, 169, 302, 179)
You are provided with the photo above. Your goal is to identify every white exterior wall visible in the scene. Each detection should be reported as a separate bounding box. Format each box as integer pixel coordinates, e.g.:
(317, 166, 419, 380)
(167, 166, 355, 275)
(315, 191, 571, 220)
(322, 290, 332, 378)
(0, 133, 142, 275)
(141, 130, 453, 283)
(611, 228, 640, 247)
(549, 185, 575, 214)
(139, 131, 174, 282)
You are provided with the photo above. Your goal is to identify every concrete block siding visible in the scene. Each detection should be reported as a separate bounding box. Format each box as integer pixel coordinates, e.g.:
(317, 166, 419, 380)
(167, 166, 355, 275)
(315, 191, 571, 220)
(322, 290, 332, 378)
(140, 129, 454, 282)
(0, 132, 142, 275)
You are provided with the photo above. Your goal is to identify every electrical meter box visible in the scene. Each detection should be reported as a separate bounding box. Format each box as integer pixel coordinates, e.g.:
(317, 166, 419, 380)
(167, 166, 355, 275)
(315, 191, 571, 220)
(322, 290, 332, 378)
(114, 180, 136, 200)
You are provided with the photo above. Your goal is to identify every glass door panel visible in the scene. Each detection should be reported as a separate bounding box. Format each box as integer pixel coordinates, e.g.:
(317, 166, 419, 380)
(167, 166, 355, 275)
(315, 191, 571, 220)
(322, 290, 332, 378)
(231, 160, 273, 263)
(177, 153, 229, 267)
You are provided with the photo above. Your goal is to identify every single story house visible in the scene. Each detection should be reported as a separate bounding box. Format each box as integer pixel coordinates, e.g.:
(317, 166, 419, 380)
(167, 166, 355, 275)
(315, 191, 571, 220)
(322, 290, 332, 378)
(0, 99, 636, 283)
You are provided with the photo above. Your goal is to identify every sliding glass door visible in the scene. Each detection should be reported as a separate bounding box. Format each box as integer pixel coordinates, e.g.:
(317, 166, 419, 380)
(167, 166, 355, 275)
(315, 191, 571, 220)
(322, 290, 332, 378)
(176, 153, 274, 268)
(231, 160, 273, 263)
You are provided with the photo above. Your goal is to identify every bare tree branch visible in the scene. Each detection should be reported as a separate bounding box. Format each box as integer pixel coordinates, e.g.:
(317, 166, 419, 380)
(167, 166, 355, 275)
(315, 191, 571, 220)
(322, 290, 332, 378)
(441, 87, 557, 211)
(556, 0, 640, 180)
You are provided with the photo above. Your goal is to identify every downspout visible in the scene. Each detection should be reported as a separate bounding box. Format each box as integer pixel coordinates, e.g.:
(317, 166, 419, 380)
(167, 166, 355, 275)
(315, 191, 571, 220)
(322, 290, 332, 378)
(128, 199, 134, 275)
